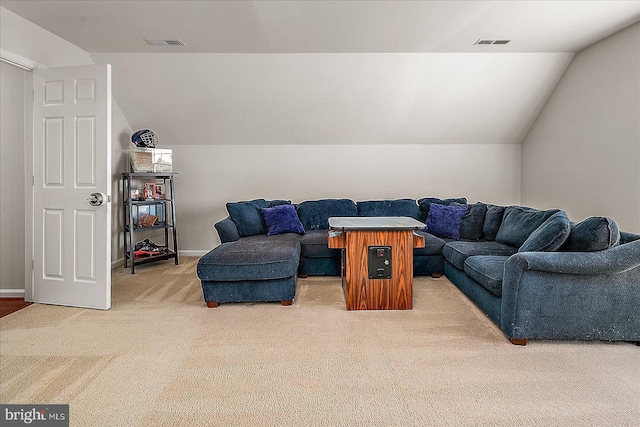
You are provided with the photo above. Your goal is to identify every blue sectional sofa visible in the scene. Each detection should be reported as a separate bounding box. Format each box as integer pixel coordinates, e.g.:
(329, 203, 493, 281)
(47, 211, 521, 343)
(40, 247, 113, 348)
(196, 197, 640, 345)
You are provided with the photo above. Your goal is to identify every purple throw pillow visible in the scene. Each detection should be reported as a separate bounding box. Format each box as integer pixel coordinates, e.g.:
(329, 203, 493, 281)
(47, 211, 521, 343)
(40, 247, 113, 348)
(425, 203, 468, 239)
(260, 204, 305, 235)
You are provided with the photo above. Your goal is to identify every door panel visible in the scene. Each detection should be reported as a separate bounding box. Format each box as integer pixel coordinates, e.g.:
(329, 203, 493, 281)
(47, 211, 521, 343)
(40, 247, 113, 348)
(75, 209, 96, 282)
(44, 117, 65, 186)
(43, 209, 64, 279)
(76, 117, 96, 187)
(32, 64, 111, 309)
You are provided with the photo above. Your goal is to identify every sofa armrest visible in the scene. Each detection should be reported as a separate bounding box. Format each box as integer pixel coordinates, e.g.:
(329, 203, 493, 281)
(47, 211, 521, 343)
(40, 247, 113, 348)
(214, 217, 240, 243)
(500, 239, 640, 341)
(507, 238, 640, 276)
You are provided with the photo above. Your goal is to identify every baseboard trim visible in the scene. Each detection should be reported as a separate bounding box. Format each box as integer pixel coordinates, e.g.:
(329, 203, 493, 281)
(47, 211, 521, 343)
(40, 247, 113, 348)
(111, 257, 124, 270)
(179, 250, 208, 257)
(0, 289, 25, 298)
(110, 251, 205, 271)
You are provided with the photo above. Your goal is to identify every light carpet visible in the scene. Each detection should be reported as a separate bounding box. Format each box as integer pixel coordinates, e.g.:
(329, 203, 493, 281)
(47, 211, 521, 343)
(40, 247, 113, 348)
(1, 257, 638, 426)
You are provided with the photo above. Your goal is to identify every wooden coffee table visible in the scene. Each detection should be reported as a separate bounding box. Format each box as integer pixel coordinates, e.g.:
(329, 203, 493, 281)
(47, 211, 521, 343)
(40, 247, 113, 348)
(328, 217, 425, 310)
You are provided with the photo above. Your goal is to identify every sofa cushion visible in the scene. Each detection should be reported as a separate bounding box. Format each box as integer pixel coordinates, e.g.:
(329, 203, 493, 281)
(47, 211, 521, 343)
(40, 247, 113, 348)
(426, 203, 468, 240)
(560, 217, 620, 252)
(443, 240, 517, 270)
(495, 206, 560, 248)
(267, 199, 291, 207)
(357, 199, 420, 219)
(226, 199, 268, 237)
(197, 234, 301, 281)
(464, 256, 509, 297)
(418, 197, 467, 222)
(482, 204, 506, 240)
(457, 203, 488, 240)
(214, 217, 241, 243)
(519, 211, 571, 252)
(412, 231, 447, 256)
(299, 230, 339, 258)
(296, 199, 357, 231)
(226, 199, 291, 237)
(620, 231, 640, 245)
(260, 204, 305, 236)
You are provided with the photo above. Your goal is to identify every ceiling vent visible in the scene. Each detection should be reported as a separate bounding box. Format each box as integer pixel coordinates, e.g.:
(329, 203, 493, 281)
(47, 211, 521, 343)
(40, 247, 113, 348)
(145, 39, 186, 47)
(474, 39, 512, 45)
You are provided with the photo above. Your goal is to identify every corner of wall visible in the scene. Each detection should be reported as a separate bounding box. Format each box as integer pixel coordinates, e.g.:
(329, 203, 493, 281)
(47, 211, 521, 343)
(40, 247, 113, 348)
(519, 22, 640, 232)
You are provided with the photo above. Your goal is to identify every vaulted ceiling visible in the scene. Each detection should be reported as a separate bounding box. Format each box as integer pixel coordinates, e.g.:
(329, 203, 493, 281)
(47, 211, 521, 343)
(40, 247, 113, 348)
(3, 1, 639, 145)
(4, 1, 639, 53)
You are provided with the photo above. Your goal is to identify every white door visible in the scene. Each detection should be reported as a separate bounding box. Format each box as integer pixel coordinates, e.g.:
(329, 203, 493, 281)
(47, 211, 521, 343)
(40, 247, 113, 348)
(31, 64, 111, 309)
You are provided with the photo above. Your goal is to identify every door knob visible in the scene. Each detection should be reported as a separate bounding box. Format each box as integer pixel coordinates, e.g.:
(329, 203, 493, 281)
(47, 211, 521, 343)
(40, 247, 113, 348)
(87, 192, 106, 207)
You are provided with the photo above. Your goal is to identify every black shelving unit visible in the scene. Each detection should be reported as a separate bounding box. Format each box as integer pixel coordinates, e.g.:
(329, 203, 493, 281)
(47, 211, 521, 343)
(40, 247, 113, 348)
(122, 172, 179, 274)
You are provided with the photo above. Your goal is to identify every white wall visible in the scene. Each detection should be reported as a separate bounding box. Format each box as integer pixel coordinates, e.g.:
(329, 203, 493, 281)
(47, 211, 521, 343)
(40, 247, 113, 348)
(172, 143, 521, 253)
(0, 61, 27, 295)
(0, 6, 133, 292)
(522, 22, 640, 233)
(111, 99, 133, 267)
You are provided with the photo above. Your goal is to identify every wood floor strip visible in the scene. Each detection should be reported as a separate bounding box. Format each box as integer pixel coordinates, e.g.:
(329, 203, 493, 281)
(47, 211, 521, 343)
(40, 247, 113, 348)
(0, 298, 32, 318)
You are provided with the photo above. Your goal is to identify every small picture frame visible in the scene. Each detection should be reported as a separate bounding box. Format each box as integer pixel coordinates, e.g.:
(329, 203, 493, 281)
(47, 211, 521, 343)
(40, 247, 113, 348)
(130, 189, 141, 201)
(143, 182, 155, 200)
(154, 183, 165, 199)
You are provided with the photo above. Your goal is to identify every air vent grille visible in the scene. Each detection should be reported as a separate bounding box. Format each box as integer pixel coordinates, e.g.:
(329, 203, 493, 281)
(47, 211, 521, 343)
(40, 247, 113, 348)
(145, 39, 186, 47)
(474, 39, 512, 45)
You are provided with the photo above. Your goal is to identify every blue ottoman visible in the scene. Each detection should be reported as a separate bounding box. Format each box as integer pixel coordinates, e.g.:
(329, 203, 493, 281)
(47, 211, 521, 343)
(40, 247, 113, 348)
(197, 233, 301, 307)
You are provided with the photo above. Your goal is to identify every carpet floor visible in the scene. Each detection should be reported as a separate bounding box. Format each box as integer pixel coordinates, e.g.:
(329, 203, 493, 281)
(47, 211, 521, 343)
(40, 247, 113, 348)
(1, 257, 638, 426)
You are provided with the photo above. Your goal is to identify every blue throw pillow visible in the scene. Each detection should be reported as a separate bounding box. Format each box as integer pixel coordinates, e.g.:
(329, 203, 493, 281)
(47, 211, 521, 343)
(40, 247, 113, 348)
(226, 199, 291, 237)
(519, 211, 571, 252)
(425, 203, 468, 240)
(260, 204, 305, 235)
(418, 197, 467, 222)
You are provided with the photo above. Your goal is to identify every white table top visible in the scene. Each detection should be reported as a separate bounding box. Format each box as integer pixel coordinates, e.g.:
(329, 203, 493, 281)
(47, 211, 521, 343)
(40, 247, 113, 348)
(328, 216, 426, 230)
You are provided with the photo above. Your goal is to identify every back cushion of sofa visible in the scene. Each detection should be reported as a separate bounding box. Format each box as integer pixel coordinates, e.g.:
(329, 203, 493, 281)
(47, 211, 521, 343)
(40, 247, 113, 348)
(619, 231, 640, 245)
(518, 211, 571, 252)
(296, 199, 357, 231)
(482, 204, 506, 240)
(226, 199, 269, 237)
(357, 199, 420, 219)
(560, 216, 620, 252)
(418, 197, 467, 222)
(226, 199, 290, 237)
(456, 202, 488, 240)
(495, 206, 560, 248)
(215, 217, 241, 243)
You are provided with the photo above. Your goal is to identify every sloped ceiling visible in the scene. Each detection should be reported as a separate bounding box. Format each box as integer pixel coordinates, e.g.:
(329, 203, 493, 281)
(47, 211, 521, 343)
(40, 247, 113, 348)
(89, 52, 574, 145)
(3, 1, 639, 145)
